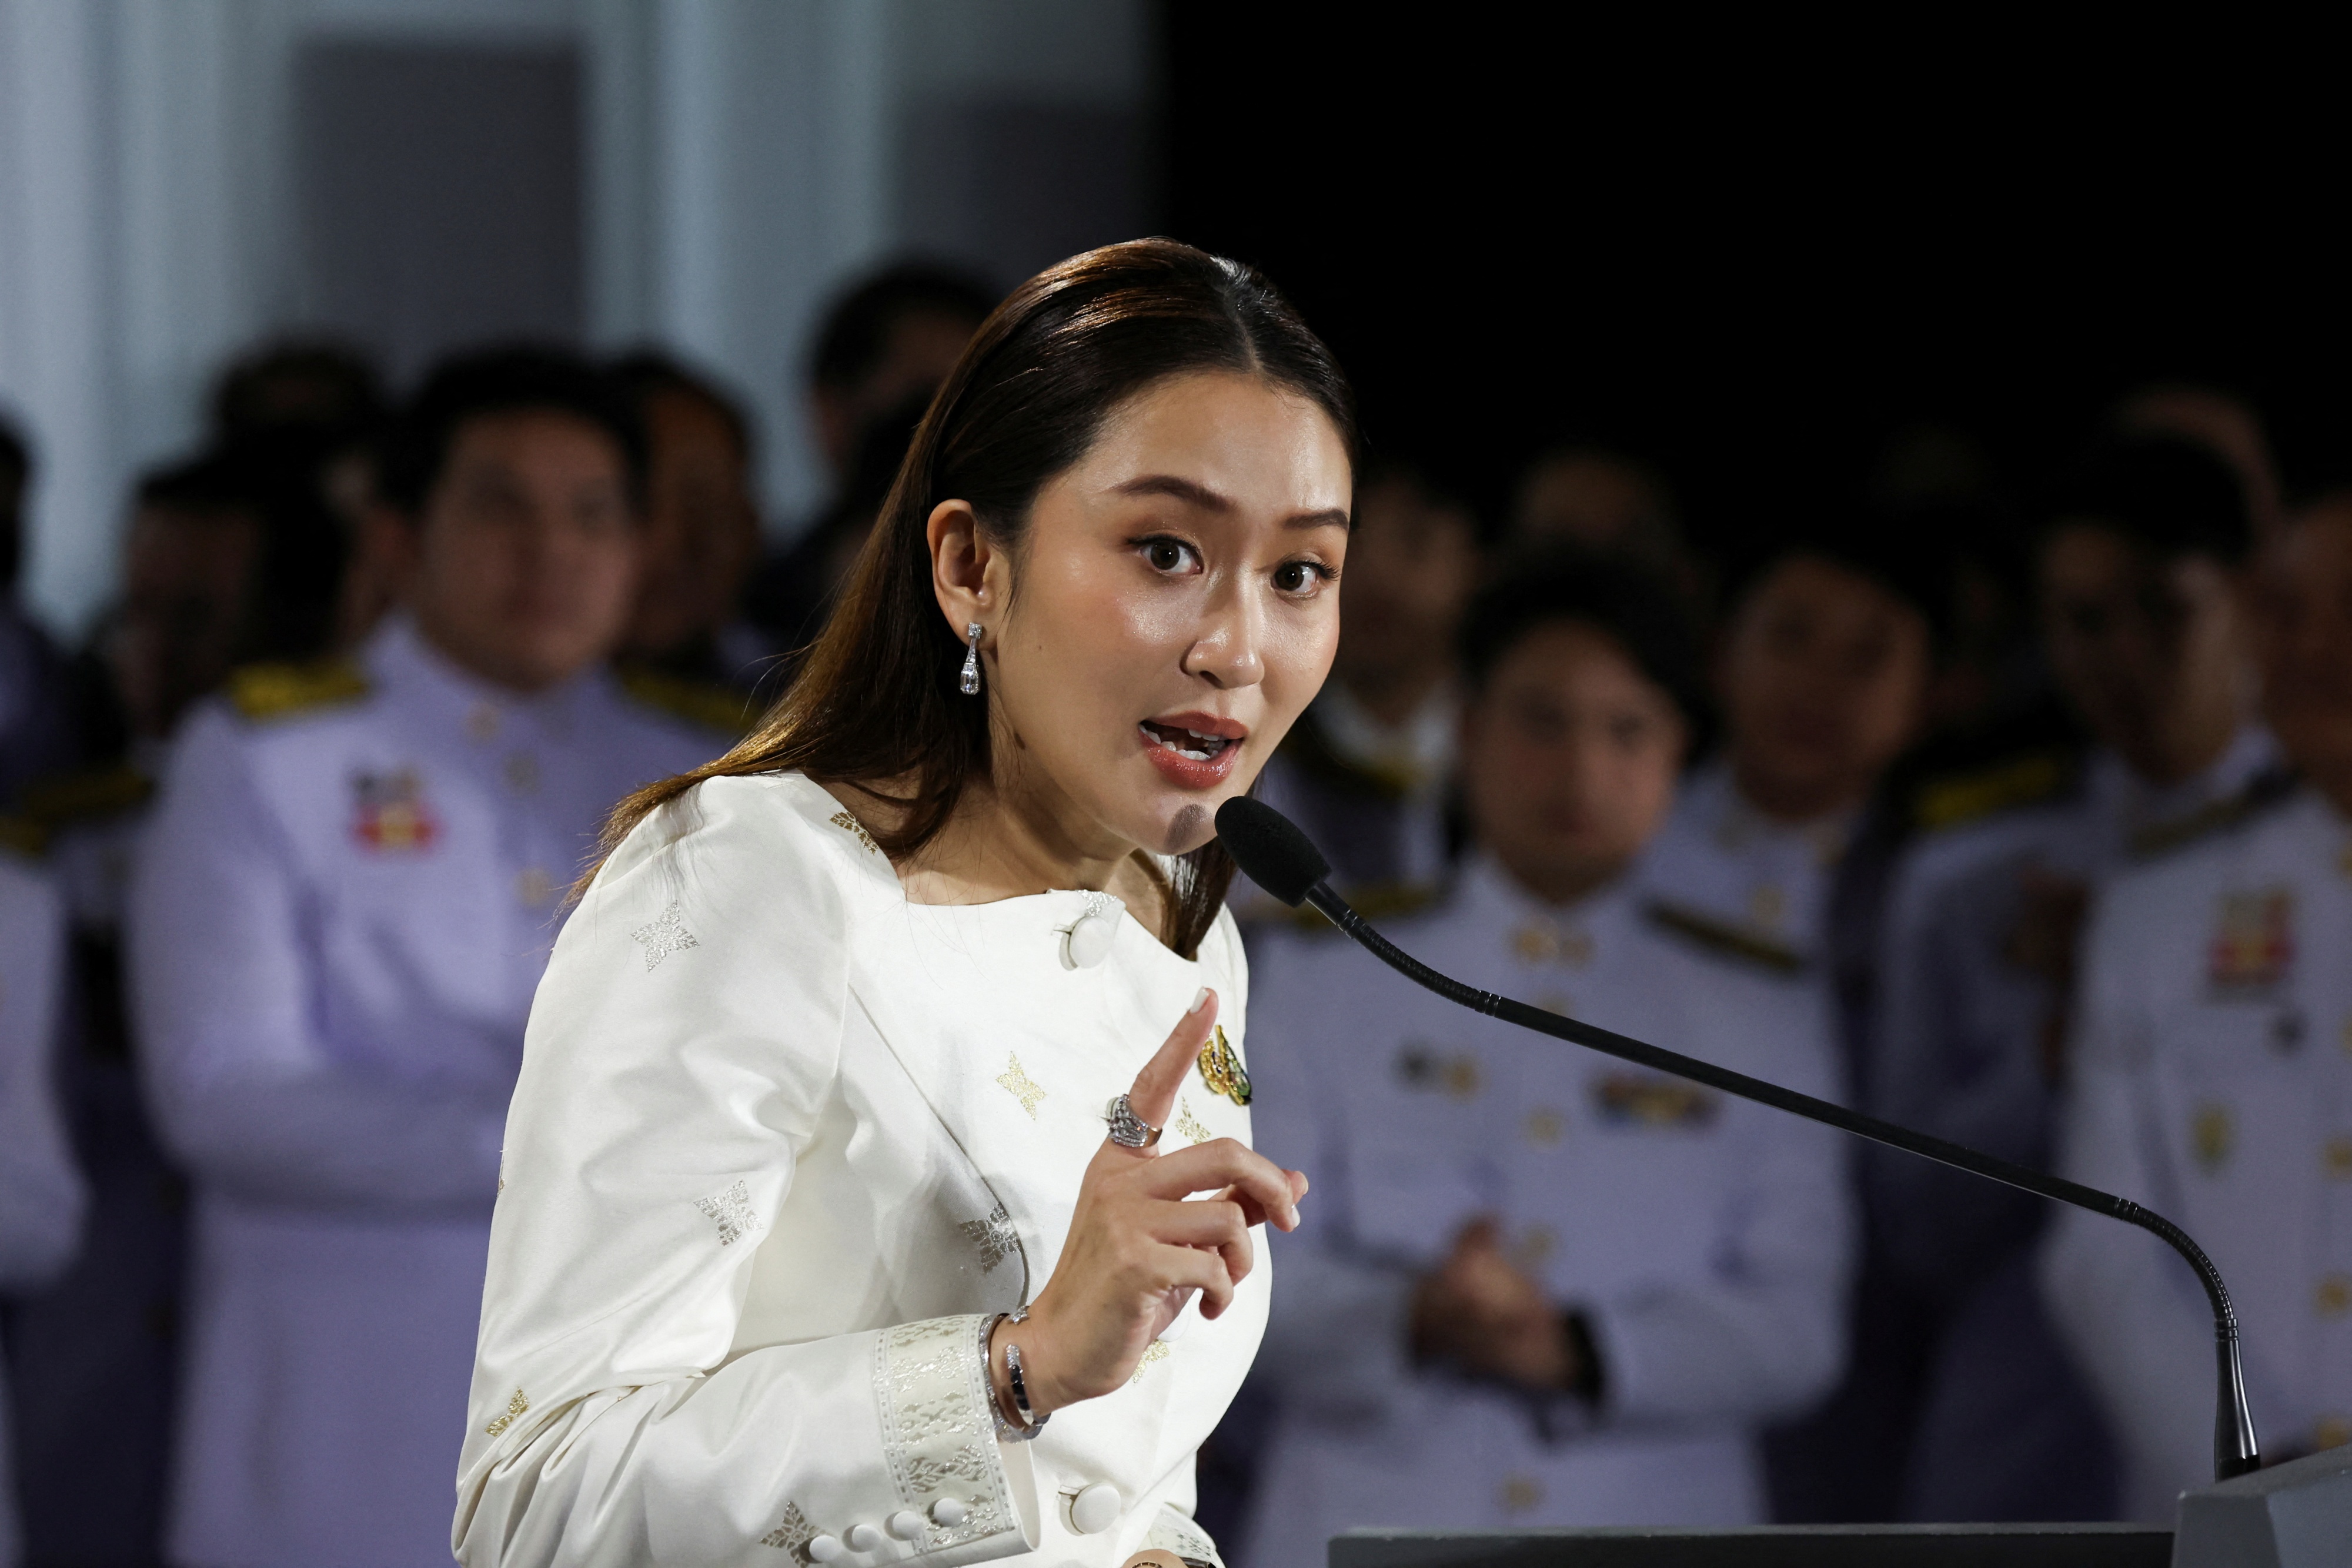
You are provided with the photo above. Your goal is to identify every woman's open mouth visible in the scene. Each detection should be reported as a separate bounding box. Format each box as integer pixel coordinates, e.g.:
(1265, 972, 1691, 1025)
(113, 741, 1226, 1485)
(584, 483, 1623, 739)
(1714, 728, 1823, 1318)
(1138, 714, 1247, 787)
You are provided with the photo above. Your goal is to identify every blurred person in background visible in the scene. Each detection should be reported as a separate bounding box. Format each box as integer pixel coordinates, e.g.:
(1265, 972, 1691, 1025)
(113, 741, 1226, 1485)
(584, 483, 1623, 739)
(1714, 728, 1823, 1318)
(1876, 435, 2269, 1522)
(2113, 382, 2281, 539)
(608, 352, 770, 727)
(0, 416, 76, 807)
(1509, 440, 1709, 616)
(5, 444, 354, 1566)
(208, 339, 393, 649)
(1632, 522, 1936, 1524)
(1241, 551, 1850, 1560)
(1248, 460, 1480, 912)
(0, 852, 79, 1568)
(2041, 487, 2352, 1519)
(746, 262, 995, 654)
(129, 348, 716, 1568)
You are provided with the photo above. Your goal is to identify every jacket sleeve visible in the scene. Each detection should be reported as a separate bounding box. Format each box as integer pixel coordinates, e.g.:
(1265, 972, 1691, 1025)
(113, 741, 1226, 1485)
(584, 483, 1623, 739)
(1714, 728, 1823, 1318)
(1244, 933, 1419, 1417)
(128, 708, 507, 1212)
(0, 862, 84, 1292)
(1583, 972, 1855, 1427)
(2038, 885, 2214, 1522)
(454, 780, 1037, 1568)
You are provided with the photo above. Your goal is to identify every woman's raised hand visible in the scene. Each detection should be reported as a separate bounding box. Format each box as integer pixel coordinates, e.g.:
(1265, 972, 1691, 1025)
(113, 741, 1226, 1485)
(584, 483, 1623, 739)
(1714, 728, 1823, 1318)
(992, 988, 1308, 1418)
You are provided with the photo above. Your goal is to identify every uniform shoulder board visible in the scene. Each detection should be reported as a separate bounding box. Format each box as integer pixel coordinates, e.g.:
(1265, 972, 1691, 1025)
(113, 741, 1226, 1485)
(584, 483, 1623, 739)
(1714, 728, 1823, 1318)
(2127, 767, 2298, 861)
(1910, 748, 2080, 834)
(1280, 879, 1441, 934)
(1275, 711, 1415, 804)
(1641, 898, 1806, 976)
(617, 666, 758, 737)
(229, 659, 370, 724)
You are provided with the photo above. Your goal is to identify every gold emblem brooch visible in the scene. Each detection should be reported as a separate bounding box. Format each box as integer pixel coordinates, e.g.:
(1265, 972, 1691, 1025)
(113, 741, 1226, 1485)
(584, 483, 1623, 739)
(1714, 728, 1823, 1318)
(1197, 1025, 1251, 1106)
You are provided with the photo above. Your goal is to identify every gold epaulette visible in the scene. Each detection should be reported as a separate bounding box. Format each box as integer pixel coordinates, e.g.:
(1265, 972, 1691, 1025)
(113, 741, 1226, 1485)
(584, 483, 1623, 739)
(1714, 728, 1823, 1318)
(1641, 898, 1806, 976)
(1911, 748, 2078, 834)
(617, 667, 760, 737)
(0, 761, 158, 855)
(229, 659, 370, 723)
(1278, 880, 1442, 934)
(2127, 768, 2297, 860)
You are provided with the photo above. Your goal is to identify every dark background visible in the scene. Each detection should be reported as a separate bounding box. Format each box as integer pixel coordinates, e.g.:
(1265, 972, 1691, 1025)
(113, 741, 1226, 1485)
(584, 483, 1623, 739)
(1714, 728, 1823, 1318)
(1160, 14, 2352, 549)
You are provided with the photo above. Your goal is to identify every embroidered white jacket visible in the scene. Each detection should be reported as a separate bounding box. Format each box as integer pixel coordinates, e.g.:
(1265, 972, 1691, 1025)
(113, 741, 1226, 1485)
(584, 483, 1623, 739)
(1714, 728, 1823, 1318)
(455, 773, 1262, 1568)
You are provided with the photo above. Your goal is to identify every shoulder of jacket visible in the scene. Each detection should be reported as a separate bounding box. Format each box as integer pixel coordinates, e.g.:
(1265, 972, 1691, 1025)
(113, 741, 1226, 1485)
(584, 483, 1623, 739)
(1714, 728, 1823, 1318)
(1909, 747, 2082, 835)
(1639, 896, 1808, 977)
(614, 664, 757, 738)
(2126, 767, 2300, 862)
(227, 658, 372, 725)
(1272, 711, 1415, 803)
(11, 760, 156, 841)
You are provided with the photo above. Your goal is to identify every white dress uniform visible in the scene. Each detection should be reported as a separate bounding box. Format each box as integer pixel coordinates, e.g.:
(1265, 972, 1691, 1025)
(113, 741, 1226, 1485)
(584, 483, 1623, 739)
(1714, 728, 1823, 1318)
(129, 613, 719, 1568)
(1639, 761, 1850, 967)
(1875, 729, 2279, 1517)
(0, 853, 82, 1568)
(1240, 856, 1852, 1567)
(456, 772, 1262, 1568)
(2042, 781, 2352, 1522)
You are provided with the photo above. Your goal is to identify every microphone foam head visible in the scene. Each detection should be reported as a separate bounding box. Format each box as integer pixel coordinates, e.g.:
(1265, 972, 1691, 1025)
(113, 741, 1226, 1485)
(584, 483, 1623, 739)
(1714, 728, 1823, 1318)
(1215, 796, 1330, 907)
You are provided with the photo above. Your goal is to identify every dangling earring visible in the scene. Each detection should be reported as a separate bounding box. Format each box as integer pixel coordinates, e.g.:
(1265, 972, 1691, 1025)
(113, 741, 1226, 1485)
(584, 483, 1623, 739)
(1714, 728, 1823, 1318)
(960, 622, 983, 696)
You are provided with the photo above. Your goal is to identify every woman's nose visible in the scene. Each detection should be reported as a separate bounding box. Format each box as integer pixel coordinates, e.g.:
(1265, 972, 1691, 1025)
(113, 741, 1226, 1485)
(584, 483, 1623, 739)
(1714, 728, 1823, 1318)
(1182, 587, 1267, 689)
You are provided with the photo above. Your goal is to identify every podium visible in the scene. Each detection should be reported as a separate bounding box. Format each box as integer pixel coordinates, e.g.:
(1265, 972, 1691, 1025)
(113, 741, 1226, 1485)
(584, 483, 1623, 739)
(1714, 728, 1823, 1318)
(1329, 1443, 2352, 1568)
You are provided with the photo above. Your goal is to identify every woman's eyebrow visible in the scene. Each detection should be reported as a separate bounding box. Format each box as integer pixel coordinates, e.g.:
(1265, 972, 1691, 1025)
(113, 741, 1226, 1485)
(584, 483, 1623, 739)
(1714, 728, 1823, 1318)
(1115, 474, 1233, 510)
(1114, 476, 1348, 532)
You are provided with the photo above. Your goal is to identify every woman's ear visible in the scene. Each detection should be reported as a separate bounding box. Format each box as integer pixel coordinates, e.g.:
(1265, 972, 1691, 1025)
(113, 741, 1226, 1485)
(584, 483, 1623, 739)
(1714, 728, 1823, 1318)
(927, 499, 996, 638)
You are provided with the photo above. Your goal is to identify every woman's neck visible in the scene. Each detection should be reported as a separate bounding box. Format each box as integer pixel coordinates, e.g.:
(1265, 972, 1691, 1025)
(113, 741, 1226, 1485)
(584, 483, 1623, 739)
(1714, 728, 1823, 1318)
(829, 771, 1167, 921)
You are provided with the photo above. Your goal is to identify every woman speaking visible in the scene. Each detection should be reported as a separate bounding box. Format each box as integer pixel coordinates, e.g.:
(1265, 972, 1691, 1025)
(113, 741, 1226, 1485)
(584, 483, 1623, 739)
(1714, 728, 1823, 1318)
(454, 242, 1352, 1568)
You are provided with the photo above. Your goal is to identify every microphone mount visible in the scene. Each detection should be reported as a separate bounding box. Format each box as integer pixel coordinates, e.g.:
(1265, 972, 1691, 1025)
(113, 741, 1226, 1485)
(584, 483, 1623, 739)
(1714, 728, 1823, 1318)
(1217, 795, 2261, 1482)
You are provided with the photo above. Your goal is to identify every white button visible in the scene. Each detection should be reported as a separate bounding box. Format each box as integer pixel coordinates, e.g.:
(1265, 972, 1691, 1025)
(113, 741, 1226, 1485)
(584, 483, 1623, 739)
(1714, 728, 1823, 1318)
(1068, 1482, 1121, 1535)
(930, 1499, 969, 1527)
(807, 1536, 844, 1562)
(1060, 897, 1124, 969)
(845, 1523, 885, 1551)
(887, 1511, 927, 1540)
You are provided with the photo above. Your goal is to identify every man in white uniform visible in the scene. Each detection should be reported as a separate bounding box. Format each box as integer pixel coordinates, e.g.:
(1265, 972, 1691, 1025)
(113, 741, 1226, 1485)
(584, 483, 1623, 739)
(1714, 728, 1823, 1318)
(131, 349, 721, 1568)
(2043, 492, 2352, 1519)
(0, 852, 79, 1568)
(1879, 436, 2273, 1520)
(1247, 462, 1480, 918)
(1243, 553, 1852, 1564)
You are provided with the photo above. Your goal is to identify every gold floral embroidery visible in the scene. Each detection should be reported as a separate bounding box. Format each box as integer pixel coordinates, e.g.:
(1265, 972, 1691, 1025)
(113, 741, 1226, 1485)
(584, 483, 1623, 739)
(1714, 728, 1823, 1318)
(1174, 1098, 1213, 1145)
(695, 1180, 760, 1245)
(997, 1055, 1046, 1118)
(761, 1502, 817, 1562)
(829, 810, 880, 855)
(1195, 1027, 1251, 1106)
(485, 1387, 529, 1437)
(1130, 1339, 1172, 1384)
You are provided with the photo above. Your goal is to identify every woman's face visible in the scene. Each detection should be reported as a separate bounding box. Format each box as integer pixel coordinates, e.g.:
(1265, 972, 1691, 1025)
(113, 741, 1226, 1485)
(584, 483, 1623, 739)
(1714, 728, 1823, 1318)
(960, 370, 1352, 857)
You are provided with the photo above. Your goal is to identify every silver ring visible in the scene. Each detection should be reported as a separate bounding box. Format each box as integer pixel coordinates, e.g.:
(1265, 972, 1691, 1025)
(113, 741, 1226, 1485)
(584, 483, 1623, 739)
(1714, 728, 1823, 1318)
(1105, 1094, 1161, 1148)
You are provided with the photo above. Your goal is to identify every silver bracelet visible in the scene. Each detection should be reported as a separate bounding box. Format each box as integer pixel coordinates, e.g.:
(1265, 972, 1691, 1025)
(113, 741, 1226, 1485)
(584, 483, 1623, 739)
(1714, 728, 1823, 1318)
(979, 1312, 1047, 1442)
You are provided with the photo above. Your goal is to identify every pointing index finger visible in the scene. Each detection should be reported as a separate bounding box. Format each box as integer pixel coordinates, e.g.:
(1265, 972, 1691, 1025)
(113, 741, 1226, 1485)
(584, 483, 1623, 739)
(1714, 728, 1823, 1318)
(1125, 987, 1217, 1138)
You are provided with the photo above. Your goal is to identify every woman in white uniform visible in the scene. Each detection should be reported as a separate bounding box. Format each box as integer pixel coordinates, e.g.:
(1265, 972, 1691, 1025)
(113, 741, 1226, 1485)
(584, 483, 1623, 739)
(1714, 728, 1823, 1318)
(456, 241, 1350, 1568)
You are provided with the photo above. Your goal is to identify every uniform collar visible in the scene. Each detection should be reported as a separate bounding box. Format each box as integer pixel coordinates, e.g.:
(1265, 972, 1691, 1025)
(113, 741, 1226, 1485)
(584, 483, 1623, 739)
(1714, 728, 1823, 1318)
(365, 612, 610, 745)
(1687, 756, 1860, 865)
(2083, 724, 2282, 835)
(1311, 681, 1459, 797)
(1456, 848, 1634, 933)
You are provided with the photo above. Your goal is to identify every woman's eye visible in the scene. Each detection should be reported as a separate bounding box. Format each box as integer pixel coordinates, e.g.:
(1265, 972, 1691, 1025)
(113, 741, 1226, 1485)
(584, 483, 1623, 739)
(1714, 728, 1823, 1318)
(1272, 560, 1332, 596)
(1143, 539, 1198, 573)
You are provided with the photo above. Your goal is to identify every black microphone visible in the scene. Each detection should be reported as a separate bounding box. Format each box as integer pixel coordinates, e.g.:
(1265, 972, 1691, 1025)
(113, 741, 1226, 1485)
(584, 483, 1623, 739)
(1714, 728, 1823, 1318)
(1216, 794, 2263, 1482)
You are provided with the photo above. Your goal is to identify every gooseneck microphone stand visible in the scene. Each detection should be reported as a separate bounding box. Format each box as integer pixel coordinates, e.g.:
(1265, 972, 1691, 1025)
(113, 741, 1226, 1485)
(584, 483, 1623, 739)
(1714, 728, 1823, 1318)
(1214, 795, 2262, 1482)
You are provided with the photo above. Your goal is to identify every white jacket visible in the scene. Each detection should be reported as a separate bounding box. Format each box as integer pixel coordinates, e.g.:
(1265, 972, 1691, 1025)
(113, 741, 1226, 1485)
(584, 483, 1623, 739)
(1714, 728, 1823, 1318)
(457, 773, 1262, 1568)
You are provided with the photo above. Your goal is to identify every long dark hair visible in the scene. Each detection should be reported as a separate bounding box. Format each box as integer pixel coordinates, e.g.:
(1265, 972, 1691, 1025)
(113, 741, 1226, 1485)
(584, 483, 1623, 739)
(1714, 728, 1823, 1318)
(599, 239, 1357, 958)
